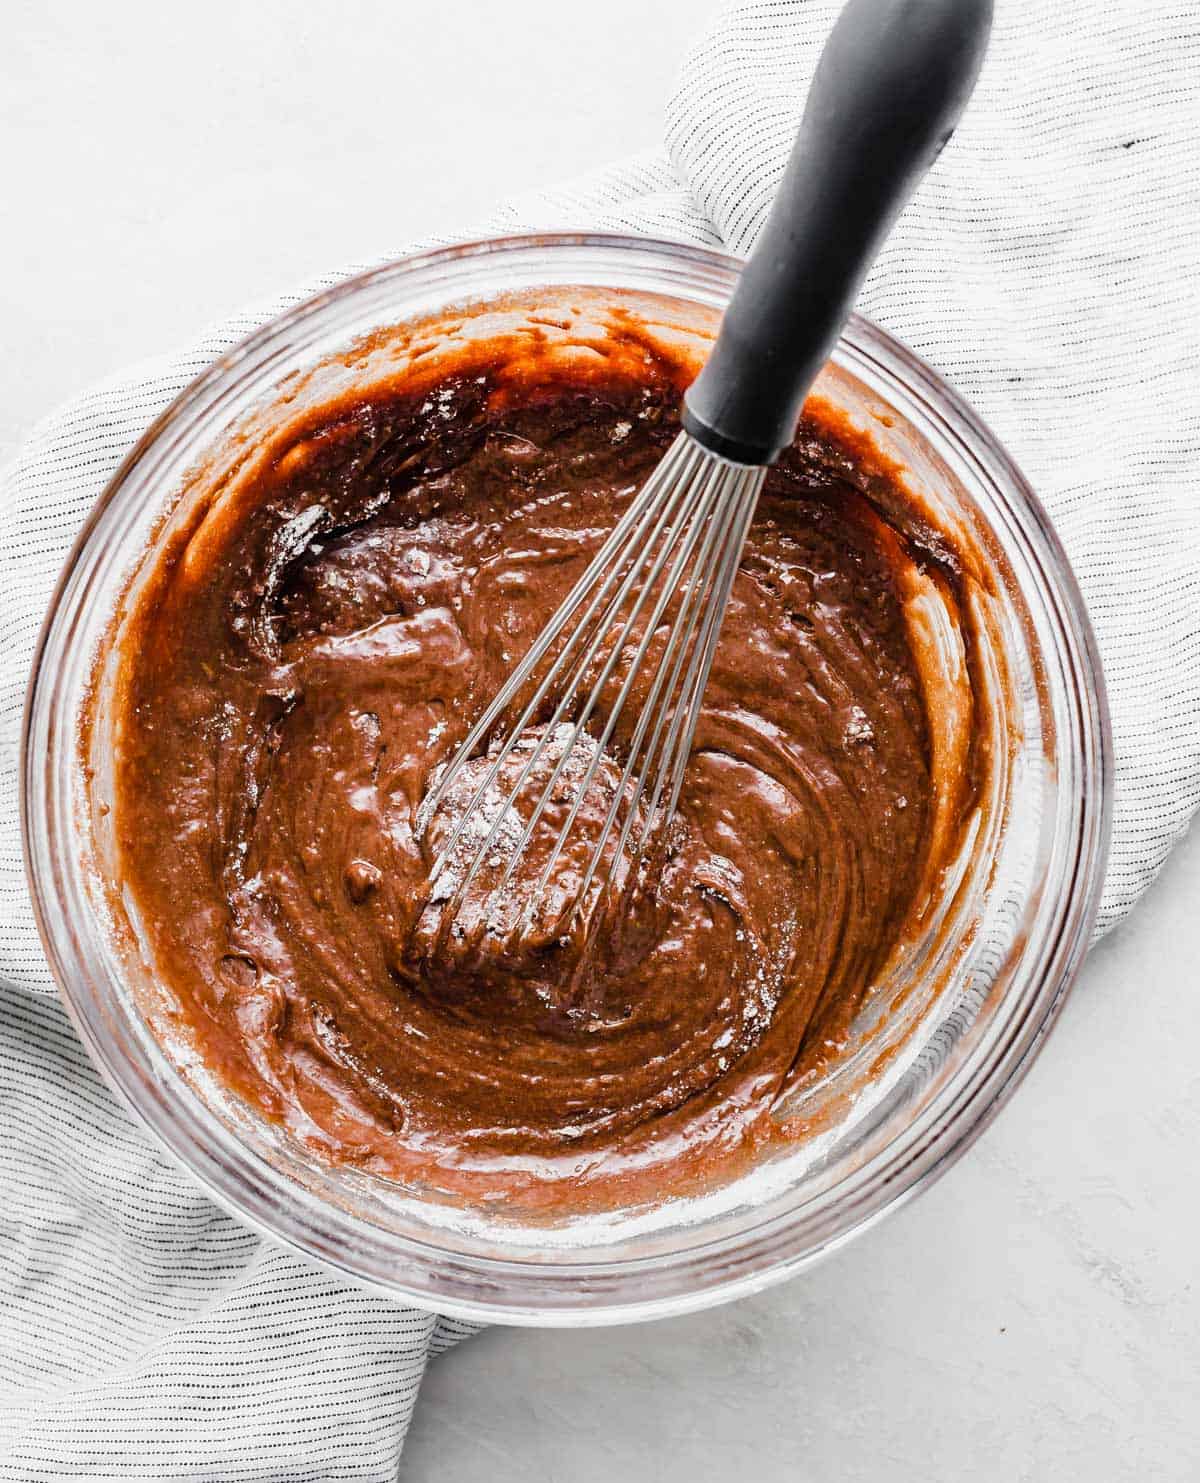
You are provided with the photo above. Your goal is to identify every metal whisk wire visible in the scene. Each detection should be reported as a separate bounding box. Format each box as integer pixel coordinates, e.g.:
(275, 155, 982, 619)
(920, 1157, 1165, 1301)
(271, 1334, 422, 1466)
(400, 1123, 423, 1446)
(552, 454, 763, 926)
(421, 434, 700, 870)
(421, 431, 764, 930)
(512, 453, 763, 929)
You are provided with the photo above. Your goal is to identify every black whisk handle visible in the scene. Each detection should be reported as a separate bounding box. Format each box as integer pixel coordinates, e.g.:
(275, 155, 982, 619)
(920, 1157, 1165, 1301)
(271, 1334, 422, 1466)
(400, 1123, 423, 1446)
(682, 0, 992, 467)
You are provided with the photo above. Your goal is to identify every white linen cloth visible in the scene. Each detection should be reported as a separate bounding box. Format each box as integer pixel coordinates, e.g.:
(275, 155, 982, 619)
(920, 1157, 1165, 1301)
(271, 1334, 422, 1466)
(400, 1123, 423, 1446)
(1, 0, 1197, 1474)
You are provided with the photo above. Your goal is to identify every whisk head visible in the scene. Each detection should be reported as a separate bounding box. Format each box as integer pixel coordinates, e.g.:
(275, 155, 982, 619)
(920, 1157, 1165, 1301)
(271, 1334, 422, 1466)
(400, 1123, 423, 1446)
(418, 430, 765, 945)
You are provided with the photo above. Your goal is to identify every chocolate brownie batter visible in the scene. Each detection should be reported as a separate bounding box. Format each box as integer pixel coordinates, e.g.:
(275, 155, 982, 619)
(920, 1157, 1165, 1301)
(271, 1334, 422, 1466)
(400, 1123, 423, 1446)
(107, 305, 978, 1210)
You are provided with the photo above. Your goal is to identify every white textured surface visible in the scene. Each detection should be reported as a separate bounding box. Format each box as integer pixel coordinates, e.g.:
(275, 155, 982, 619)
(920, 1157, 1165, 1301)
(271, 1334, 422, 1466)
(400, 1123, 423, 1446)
(1, 0, 696, 455)
(5, 1, 1200, 1477)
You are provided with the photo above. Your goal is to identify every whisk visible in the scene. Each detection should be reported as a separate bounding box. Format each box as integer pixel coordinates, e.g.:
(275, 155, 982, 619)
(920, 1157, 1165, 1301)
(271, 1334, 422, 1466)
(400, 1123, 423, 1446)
(422, 0, 992, 937)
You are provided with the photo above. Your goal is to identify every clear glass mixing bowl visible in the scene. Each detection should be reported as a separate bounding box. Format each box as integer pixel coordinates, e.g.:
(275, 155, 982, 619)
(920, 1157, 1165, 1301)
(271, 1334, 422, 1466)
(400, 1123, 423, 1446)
(22, 234, 1110, 1324)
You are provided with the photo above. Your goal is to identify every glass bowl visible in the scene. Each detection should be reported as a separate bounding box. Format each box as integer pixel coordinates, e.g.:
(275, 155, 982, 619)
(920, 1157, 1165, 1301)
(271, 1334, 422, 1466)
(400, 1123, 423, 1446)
(21, 234, 1110, 1325)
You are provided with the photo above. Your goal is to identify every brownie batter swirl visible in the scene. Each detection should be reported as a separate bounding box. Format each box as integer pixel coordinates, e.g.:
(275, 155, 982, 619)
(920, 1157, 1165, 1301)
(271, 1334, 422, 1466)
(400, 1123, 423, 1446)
(108, 307, 977, 1209)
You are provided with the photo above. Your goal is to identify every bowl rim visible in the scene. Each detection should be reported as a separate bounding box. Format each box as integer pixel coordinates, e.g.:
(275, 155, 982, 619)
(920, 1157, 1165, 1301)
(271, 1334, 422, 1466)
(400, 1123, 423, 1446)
(20, 230, 1112, 1325)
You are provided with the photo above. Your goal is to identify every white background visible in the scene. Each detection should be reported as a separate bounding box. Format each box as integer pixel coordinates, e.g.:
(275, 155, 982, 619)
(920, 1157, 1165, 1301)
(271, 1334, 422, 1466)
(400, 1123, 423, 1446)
(6, 2, 1199, 1478)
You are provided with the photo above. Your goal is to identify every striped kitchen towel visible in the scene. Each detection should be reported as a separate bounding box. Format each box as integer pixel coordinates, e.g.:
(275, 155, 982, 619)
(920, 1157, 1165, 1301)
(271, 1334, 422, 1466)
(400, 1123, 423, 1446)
(1, 0, 1198, 1476)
